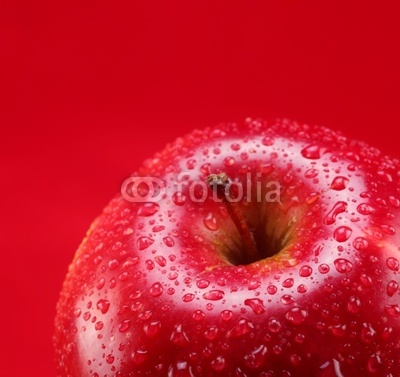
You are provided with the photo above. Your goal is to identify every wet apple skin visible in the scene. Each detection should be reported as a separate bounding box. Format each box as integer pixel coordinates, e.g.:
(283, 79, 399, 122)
(55, 119, 400, 376)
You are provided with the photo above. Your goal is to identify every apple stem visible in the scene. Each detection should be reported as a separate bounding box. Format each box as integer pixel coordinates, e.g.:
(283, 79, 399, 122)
(207, 173, 258, 264)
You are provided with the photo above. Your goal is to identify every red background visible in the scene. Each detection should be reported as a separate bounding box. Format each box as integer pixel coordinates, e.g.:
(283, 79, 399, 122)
(1, 1, 399, 376)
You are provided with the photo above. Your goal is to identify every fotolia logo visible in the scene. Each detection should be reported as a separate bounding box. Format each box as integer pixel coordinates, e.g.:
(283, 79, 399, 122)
(121, 172, 281, 203)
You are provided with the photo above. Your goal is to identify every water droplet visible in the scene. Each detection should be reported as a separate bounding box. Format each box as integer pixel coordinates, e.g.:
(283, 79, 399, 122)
(330, 176, 349, 191)
(130, 349, 148, 366)
(306, 192, 320, 204)
(345, 151, 360, 162)
(210, 128, 226, 138)
(331, 324, 347, 337)
(152, 225, 165, 232)
(297, 284, 307, 293)
(119, 319, 131, 332)
(333, 226, 352, 242)
(377, 170, 393, 183)
(172, 192, 187, 206)
(221, 310, 233, 321)
(367, 354, 382, 373)
(123, 227, 133, 235)
(360, 273, 373, 287)
(168, 271, 178, 280)
(387, 280, 399, 297)
(96, 299, 110, 314)
(194, 234, 204, 243)
(285, 307, 308, 325)
(227, 318, 254, 338)
(240, 152, 249, 160)
(244, 298, 266, 314)
(168, 361, 193, 376)
(203, 290, 224, 301)
(96, 278, 106, 290)
(138, 202, 159, 217)
(267, 285, 277, 295)
(381, 224, 396, 235)
(260, 163, 273, 175)
(93, 255, 103, 265)
(155, 255, 166, 267)
(357, 203, 374, 215)
(200, 163, 211, 175)
(312, 243, 324, 257)
(223, 156, 235, 167)
(334, 258, 353, 273)
(186, 159, 196, 169)
(318, 263, 330, 274)
(203, 212, 218, 231)
(386, 212, 395, 220)
(192, 310, 205, 321)
(143, 321, 161, 338)
(163, 237, 175, 247)
(211, 356, 226, 371)
(262, 136, 275, 146)
(248, 280, 261, 290)
(361, 323, 376, 344)
(108, 259, 119, 270)
(282, 278, 294, 288)
(347, 296, 361, 314)
(305, 169, 319, 178)
(137, 237, 154, 250)
(231, 143, 241, 151)
(196, 279, 210, 289)
(385, 304, 400, 317)
(150, 282, 163, 297)
(353, 237, 369, 251)
(217, 276, 227, 286)
(106, 354, 114, 364)
(109, 278, 117, 289)
(375, 197, 387, 206)
(170, 324, 190, 346)
(324, 201, 348, 225)
(290, 353, 302, 367)
(386, 257, 399, 271)
(301, 145, 321, 159)
(244, 345, 268, 369)
(167, 288, 175, 295)
(204, 325, 219, 340)
(267, 318, 282, 333)
(299, 265, 313, 277)
(283, 172, 293, 183)
(145, 260, 155, 270)
(382, 326, 393, 340)
(272, 345, 283, 356)
(388, 195, 400, 208)
(95, 321, 104, 331)
(182, 293, 195, 302)
(281, 294, 295, 305)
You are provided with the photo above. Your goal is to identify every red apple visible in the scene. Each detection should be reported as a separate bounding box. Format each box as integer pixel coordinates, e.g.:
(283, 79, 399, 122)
(54, 118, 400, 376)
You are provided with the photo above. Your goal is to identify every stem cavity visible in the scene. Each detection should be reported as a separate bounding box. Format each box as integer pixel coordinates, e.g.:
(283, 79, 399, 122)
(207, 173, 259, 264)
